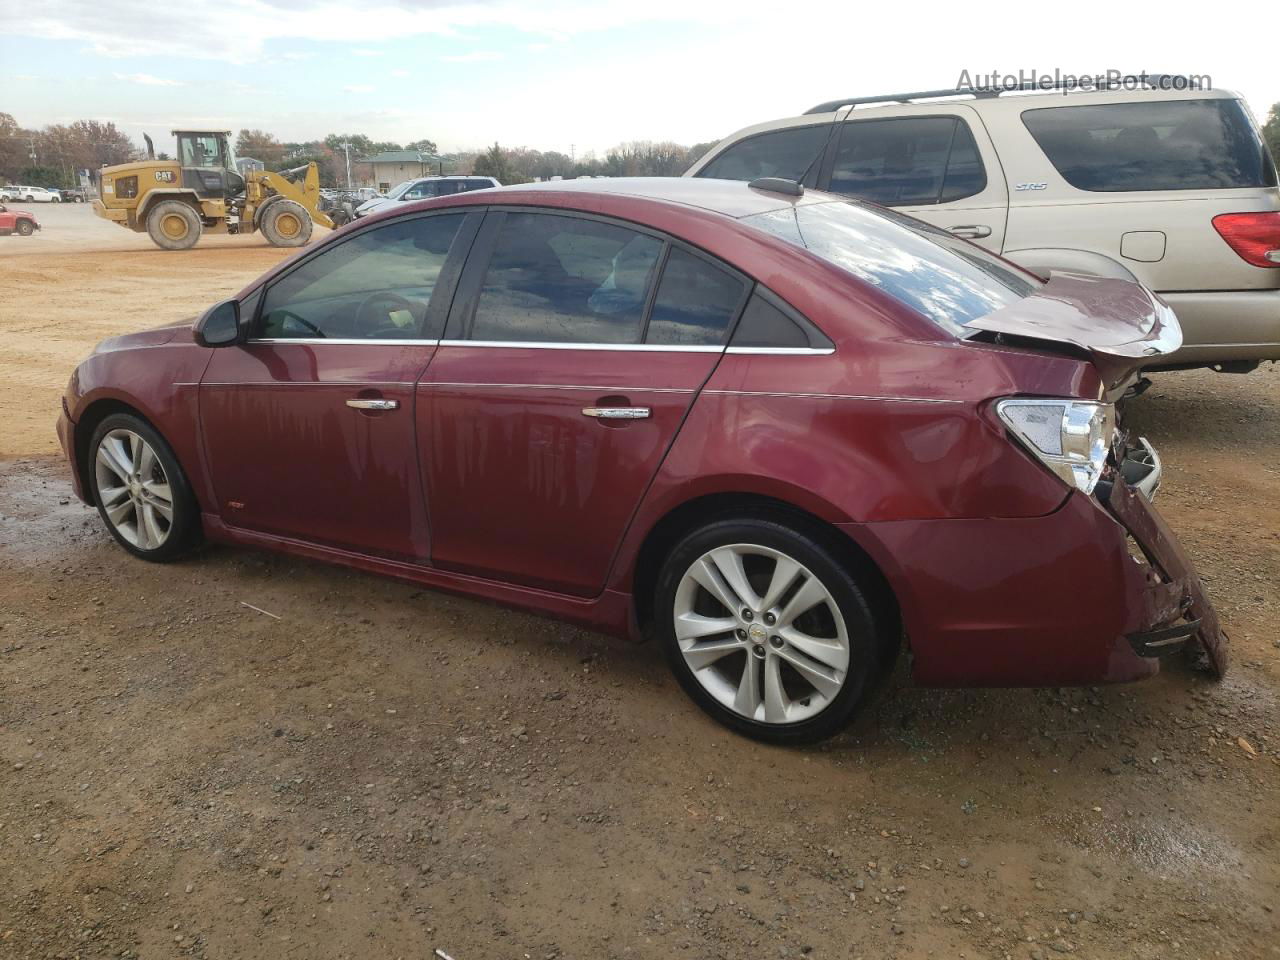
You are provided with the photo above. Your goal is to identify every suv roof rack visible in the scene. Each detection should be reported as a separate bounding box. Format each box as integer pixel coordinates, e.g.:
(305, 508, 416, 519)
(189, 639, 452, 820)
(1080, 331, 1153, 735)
(803, 74, 1194, 115)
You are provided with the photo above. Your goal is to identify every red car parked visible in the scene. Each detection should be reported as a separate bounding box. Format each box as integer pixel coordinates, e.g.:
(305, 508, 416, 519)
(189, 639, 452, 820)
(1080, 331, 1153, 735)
(0, 203, 39, 236)
(56, 177, 1226, 743)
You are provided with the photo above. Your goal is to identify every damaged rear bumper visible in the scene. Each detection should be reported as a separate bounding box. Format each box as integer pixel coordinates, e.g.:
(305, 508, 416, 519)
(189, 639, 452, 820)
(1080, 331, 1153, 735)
(1100, 466, 1228, 677)
(843, 437, 1226, 687)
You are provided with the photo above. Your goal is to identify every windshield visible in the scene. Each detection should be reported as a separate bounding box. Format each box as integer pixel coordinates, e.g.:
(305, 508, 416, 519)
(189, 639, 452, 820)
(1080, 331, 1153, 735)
(387, 180, 416, 200)
(743, 200, 1040, 335)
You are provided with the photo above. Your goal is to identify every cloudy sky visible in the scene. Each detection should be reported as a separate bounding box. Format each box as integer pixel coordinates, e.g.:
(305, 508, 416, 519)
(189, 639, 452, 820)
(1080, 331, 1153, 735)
(1, 0, 1276, 156)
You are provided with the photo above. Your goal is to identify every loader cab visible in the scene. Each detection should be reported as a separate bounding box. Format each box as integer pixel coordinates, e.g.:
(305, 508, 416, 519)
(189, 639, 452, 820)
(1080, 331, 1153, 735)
(174, 130, 245, 199)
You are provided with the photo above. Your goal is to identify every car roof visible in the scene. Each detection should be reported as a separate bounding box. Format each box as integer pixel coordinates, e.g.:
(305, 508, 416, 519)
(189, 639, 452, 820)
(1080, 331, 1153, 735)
(474, 176, 827, 219)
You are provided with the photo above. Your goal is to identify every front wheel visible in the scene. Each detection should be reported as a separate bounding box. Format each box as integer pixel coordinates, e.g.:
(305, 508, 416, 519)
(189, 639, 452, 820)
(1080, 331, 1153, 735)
(656, 515, 887, 744)
(88, 414, 201, 561)
(260, 198, 313, 247)
(16, 220, 33, 236)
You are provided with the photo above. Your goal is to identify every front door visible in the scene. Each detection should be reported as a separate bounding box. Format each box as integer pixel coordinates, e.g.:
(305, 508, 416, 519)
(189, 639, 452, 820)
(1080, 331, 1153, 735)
(200, 211, 475, 560)
(421, 210, 750, 597)
(819, 107, 1009, 253)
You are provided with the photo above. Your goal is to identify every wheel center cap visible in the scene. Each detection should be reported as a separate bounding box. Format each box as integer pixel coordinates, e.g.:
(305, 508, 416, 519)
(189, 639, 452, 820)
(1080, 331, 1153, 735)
(129, 479, 141, 496)
(747, 622, 768, 643)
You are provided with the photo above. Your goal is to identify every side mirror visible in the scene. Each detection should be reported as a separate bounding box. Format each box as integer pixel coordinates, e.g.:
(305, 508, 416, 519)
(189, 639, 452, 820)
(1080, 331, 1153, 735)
(194, 299, 243, 347)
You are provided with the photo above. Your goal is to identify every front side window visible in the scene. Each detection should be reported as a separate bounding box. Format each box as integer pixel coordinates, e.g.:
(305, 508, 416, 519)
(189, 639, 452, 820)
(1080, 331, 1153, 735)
(1022, 99, 1278, 192)
(644, 248, 746, 346)
(470, 212, 662, 344)
(401, 181, 443, 201)
(744, 201, 1039, 336)
(695, 125, 830, 183)
(259, 214, 465, 340)
(829, 117, 987, 206)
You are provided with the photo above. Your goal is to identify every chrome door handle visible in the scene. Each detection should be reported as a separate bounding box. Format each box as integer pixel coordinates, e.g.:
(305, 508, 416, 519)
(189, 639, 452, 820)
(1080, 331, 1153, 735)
(950, 224, 992, 239)
(582, 406, 650, 420)
(346, 398, 399, 410)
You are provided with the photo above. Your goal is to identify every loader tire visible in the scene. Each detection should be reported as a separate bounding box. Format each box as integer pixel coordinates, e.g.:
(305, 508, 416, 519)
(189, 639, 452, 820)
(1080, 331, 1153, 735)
(146, 200, 201, 250)
(261, 199, 313, 247)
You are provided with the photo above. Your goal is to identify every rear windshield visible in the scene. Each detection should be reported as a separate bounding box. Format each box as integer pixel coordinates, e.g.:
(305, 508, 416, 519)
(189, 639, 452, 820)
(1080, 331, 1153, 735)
(742, 201, 1039, 335)
(1022, 99, 1277, 192)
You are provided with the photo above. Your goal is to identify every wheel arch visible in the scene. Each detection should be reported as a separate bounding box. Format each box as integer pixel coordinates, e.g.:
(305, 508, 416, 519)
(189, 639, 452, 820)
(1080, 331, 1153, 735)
(73, 396, 201, 512)
(627, 490, 902, 663)
(1002, 246, 1140, 282)
(138, 189, 203, 222)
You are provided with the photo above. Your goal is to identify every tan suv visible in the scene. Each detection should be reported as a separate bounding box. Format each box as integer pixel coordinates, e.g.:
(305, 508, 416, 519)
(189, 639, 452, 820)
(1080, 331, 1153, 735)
(686, 78, 1280, 371)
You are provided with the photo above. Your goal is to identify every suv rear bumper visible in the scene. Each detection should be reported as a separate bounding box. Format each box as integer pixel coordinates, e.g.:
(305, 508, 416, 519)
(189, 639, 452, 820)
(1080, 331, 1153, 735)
(843, 440, 1226, 687)
(1153, 289, 1280, 366)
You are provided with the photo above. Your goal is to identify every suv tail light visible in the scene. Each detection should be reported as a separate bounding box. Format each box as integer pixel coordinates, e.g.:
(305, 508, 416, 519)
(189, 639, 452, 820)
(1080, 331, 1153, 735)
(1212, 212, 1280, 268)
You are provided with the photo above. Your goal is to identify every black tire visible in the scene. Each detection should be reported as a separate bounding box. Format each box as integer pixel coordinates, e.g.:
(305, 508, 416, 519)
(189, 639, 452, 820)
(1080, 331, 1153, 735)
(51, 195, 61, 203)
(146, 199, 202, 250)
(656, 513, 887, 744)
(260, 198, 313, 247)
(88, 413, 201, 562)
(16, 220, 33, 236)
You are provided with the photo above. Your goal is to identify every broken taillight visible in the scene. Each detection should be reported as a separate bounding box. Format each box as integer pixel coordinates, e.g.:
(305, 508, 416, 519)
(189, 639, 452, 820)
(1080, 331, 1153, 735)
(1212, 211, 1280, 268)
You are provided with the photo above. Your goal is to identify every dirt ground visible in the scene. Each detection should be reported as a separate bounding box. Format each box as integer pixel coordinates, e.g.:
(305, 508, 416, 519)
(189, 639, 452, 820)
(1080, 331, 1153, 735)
(1, 203, 1277, 960)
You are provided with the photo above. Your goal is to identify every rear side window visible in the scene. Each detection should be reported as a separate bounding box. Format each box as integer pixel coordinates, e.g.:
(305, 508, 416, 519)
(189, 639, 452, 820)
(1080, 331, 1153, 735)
(470, 212, 662, 343)
(743, 201, 1039, 336)
(829, 117, 987, 206)
(696, 125, 830, 182)
(730, 290, 833, 350)
(644, 248, 746, 346)
(1022, 99, 1278, 192)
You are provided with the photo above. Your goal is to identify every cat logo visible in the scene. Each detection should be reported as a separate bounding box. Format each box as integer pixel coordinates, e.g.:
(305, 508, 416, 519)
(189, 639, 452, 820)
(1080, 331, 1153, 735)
(154, 170, 176, 183)
(1015, 182, 1048, 191)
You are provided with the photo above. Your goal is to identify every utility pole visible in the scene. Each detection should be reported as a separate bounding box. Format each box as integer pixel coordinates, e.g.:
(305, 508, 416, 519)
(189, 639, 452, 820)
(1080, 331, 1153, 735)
(340, 142, 353, 190)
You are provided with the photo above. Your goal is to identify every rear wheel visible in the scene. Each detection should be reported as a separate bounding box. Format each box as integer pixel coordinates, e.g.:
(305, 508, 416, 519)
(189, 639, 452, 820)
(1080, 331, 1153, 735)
(88, 414, 201, 561)
(656, 515, 886, 744)
(16, 220, 33, 236)
(146, 200, 201, 250)
(261, 199, 313, 247)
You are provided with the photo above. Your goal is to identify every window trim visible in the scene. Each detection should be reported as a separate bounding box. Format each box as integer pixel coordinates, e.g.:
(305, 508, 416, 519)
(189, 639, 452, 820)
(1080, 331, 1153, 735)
(245, 209, 481, 343)
(821, 113, 989, 207)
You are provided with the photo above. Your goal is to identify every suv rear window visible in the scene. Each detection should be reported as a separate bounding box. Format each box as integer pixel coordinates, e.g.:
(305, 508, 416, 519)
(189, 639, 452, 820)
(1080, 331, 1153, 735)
(1022, 99, 1278, 192)
(696, 125, 830, 183)
(742, 201, 1039, 335)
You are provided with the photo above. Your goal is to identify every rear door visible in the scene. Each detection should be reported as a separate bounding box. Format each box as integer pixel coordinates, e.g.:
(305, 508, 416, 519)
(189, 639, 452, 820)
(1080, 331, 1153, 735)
(419, 208, 750, 597)
(818, 106, 1008, 252)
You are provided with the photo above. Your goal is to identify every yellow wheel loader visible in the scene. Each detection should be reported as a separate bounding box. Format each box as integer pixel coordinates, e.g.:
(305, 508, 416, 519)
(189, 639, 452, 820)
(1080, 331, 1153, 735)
(92, 130, 333, 251)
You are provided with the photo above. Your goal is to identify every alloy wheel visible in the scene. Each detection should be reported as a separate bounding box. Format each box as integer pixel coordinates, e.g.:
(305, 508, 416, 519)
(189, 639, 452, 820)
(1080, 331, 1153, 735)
(673, 543, 850, 725)
(94, 429, 175, 550)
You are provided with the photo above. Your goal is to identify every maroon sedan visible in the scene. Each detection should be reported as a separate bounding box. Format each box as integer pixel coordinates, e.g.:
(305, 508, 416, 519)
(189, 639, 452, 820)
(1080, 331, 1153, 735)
(56, 177, 1226, 743)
